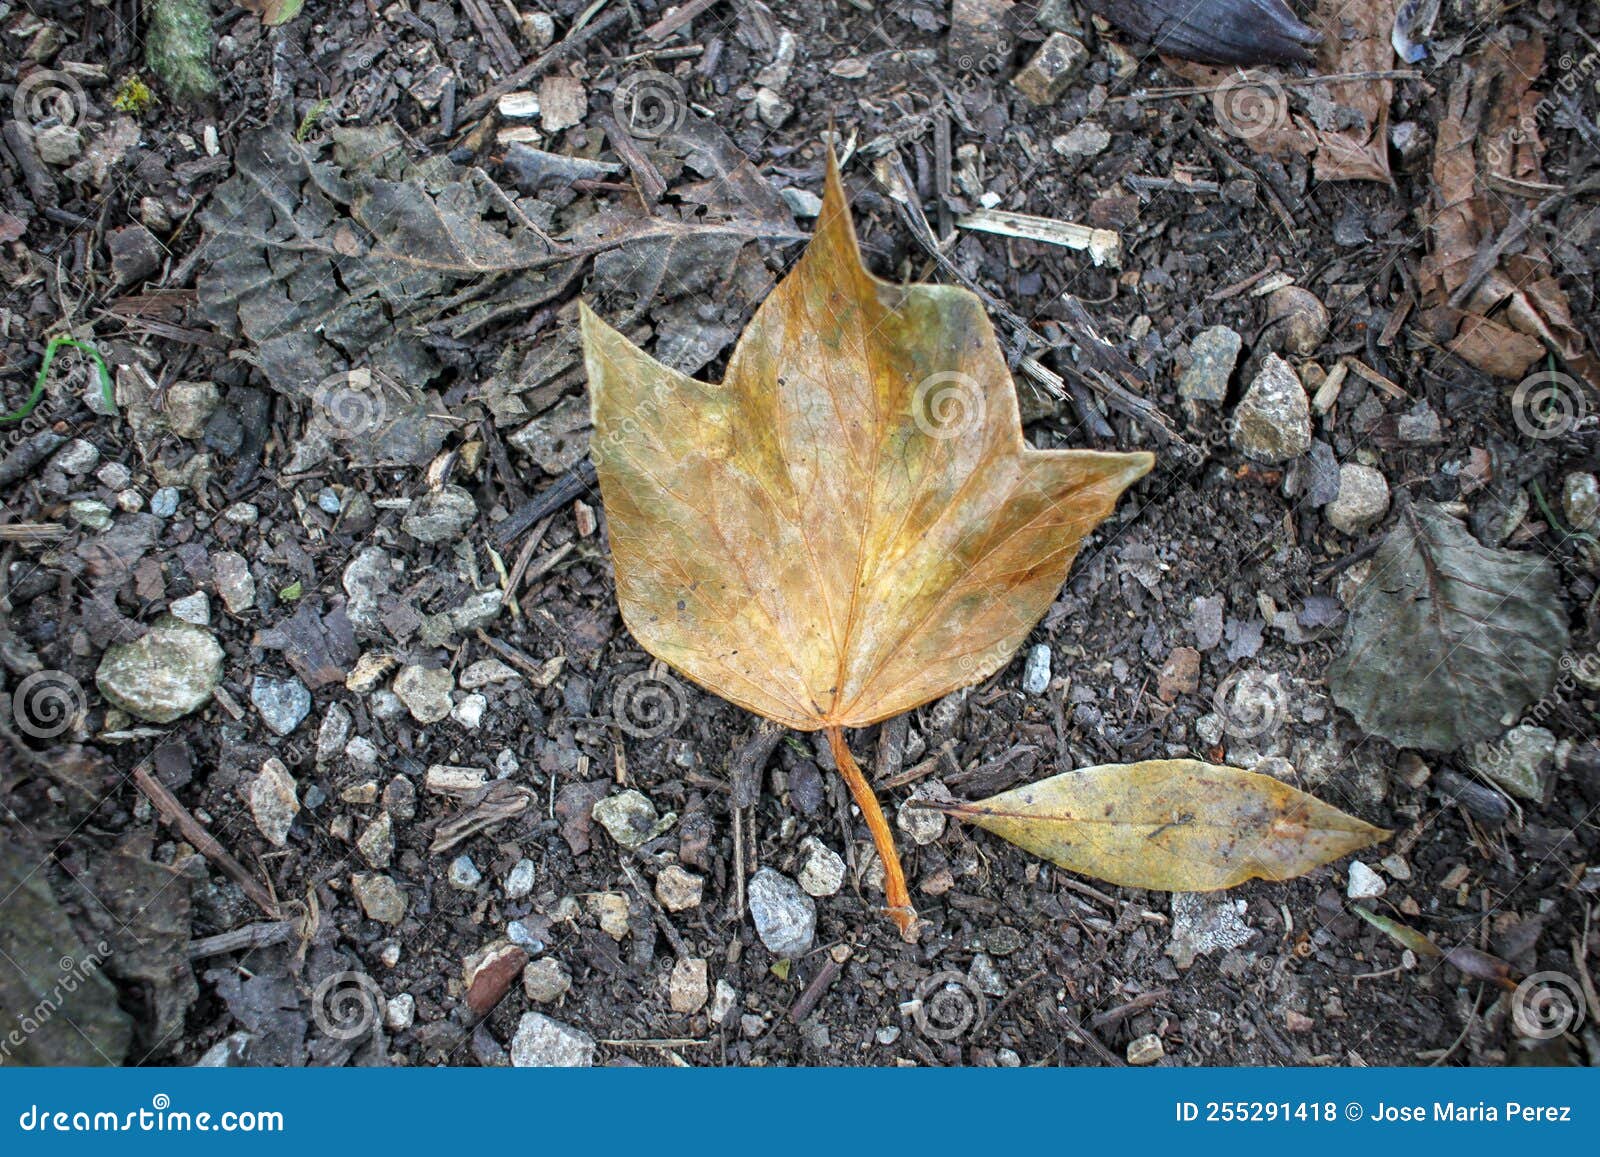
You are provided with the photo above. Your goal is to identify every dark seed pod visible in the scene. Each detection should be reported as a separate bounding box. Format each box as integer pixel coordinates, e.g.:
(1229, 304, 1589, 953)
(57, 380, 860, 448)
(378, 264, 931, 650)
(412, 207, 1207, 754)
(1081, 0, 1324, 66)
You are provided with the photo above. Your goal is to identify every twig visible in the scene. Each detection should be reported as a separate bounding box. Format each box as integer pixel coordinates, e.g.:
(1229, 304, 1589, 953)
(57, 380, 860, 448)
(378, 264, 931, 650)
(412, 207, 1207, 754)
(788, 954, 844, 1023)
(1127, 70, 1422, 100)
(1090, 988, 1171, 1030)
(187, 920, 298, 959)
(133, 762, 281, 918)
(643, 0, 722, 41)
(620, 859, 689, 958)
(453, 5, 625, 134)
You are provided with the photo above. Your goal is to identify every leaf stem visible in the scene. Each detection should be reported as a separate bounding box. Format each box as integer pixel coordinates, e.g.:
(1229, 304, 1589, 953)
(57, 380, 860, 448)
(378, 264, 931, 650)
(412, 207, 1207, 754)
(825, 725, 918, 942)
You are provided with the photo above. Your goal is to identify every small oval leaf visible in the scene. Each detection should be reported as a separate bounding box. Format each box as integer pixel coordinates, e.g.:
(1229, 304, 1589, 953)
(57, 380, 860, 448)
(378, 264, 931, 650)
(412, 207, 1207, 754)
(939, 758, 1388, 891)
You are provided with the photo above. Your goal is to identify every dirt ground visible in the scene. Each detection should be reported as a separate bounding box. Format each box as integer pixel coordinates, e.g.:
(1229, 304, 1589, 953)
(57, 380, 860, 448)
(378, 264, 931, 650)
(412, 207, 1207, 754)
(2, 0, 1598, 1068)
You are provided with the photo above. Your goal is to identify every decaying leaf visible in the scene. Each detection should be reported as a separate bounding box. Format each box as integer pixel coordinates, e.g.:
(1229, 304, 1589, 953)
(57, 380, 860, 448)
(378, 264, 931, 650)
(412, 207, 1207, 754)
(1417, 34, 1600, 387)
(199, 122, 802, 470)
(1169, 0, 1394, 183)
(1082, 0, 1322, 66)
(583, 151, 1152, 934)
(237, 0, 304, 26)
(1328, 500, 1567, 752)
(1352, 906, 1517, 989)
(930, 759, 1386, 890)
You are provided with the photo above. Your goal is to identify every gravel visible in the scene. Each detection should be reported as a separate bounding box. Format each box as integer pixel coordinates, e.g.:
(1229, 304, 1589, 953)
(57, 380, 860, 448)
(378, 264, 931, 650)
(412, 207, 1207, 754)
(392, 665, 455, 724)
(1177, 325, 1241, 402)
(248, 758, 299, 847)
(1231, 354, 1311, 463)
(748, 867, 816, 957)
(95, 618, 224, 723)
(250, 675, 312, 736)
(510, 1012, 594, 1067)
(1325, 463, 1391, 534)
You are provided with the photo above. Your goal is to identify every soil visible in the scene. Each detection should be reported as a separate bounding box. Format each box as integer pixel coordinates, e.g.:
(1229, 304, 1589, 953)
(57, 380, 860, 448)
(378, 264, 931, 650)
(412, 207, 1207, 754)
(2, 0, 1597, 1068)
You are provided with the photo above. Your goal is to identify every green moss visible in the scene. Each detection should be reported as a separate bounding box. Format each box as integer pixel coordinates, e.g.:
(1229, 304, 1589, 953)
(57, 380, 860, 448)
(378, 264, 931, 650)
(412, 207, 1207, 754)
(145, 0, 218, 103)
(111, 75, 156, 114)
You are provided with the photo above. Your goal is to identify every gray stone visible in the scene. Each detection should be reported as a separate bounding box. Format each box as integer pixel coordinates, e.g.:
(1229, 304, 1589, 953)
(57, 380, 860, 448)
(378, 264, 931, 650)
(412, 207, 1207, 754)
(68, 500, 112, 530)
(797, 837, 846, 897)
(251, 675, 311, 735)
(212, 551, 255, 613)
(754, 87, 792, 128)
(510, 1012, 593, 1067)
(710, 979, 738, 1025)
(401, 485, 477, 543)
(96, 618, 224, 723)
(1013, 32, 1087, 105)
(1050, 120, 1111, 157)
(1562, 472, 1599, 532)
(780, 187, 823, 217)
(34, 123, 83, 165)
(522, 958, 572, 1003)
(150, 487, 180, 517)
(341, 547, 395, 634)
(316, 703, 352, 762)
(353, 873, 407, 924)
(249, 758, 299, 847)
(385, 994, 415, 1030)
(165, 381, 220, 439)
(654, 864, 704, 911)
(1346, 860, 1386, 899)
(393, 665, 454, 724)
(50, 439, 100, 475)
(504, 858, 537, 899)
(108, 224, 163, 285)
(318, 487, 342, 514)
(1127, 1033, 1164, 1065)
(450, 693, 487, 730)
(748, 867, 816, 957)
(1466, 724, 1558, 802)
(168, 591, 210, 626)
(1190, 594, 1225, 651)
(669, 957, 709, 1014)
(592, 789, 675, 849)
(970, 952, 1006, 996)
(1177, 326, 1241, 402)
(461, 658, 519, 689)
(1396, 399, 1442, 444)
(1325, 463, 1390, 534)
(506, 921, 545, 954)
(357, 812, 394, 868)
(96, 461, 132, 490)
(896, 781, 951, 846)
(1231, 354, 1311, 463)
(1022, 643, 1052, 695)
(448, 854, 482, 890)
